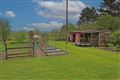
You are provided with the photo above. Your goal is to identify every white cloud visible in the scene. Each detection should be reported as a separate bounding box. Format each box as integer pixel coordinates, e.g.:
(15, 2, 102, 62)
(22, 27, 35, 31)
(23, 21, 63, 31)
(32, 0, 86, 19)
(5, 11, 16, 18)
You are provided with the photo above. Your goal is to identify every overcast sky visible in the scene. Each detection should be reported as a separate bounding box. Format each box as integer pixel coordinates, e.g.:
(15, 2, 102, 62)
(0, 0, 103, 31)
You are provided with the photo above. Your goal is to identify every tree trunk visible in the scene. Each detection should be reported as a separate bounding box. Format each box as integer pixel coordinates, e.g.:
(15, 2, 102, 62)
(3, 41, 8, 60)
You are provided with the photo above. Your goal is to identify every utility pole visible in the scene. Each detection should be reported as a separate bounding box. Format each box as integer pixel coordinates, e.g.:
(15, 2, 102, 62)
(66, 0, 68, 44)
(65, 0, 69, 52)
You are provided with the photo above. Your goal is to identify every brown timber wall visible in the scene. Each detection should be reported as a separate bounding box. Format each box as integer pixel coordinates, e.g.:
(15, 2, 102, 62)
(99, 31, 110, 47)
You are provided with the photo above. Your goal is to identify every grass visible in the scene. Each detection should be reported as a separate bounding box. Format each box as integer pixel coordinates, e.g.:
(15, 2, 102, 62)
(0, 41, 4, 53)
(0, 41, 120, 80)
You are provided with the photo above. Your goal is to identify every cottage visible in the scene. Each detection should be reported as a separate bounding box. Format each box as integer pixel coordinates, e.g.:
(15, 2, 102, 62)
(69, 30, 111, 47)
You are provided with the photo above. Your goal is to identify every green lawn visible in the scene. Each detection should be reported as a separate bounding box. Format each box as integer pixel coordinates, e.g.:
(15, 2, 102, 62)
(0, 41, 4, 52)
(0, 41, 120, 80)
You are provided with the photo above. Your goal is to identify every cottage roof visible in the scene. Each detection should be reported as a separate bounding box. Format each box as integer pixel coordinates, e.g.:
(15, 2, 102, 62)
(70, 30, 111, 34)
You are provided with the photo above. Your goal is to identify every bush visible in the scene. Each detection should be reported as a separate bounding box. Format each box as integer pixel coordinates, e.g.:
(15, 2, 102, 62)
(108, 44, 119, 51)
(109, 29, 120, 50)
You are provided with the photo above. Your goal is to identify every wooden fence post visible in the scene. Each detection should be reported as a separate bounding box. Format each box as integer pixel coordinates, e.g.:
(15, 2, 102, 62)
(32, 41, 34, 56)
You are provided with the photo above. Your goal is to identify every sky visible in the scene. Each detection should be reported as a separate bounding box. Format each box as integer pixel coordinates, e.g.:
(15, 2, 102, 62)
(0, 0, 103, 31)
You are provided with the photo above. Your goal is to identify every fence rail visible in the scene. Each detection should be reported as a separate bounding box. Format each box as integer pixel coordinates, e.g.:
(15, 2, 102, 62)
(7, 47, 33, 49)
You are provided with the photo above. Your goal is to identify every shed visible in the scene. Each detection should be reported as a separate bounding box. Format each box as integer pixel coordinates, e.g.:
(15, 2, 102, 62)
(69, 30, 111, 47)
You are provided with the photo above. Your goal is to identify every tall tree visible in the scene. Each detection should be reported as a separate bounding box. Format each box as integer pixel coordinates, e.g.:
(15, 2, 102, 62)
(99, 0, 120, 16)
(112, 0, 120, 16)
(0, 19, 11, 42)
(77, 7, 97, 25)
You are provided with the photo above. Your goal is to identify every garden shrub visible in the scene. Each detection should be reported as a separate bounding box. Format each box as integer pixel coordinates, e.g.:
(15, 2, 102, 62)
(109, 29, 120, 51)
(108, 44, 119, 51)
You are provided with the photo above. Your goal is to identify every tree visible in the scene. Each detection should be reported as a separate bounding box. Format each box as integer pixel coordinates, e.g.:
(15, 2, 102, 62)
(0, 19, 11, 59)
(112, 0, 120, 16)
(96, 15, 120, 32)
(0, 20, 11, 42)
(99, 0, 120, 16)
(77, 7, 97, 25)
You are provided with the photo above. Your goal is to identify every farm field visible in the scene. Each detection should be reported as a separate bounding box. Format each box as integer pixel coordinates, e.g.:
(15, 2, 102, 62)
(0, 41, 120, 80)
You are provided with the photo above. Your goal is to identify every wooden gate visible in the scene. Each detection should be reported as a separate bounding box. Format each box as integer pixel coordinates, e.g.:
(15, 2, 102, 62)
(40, 34, 48, 53)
